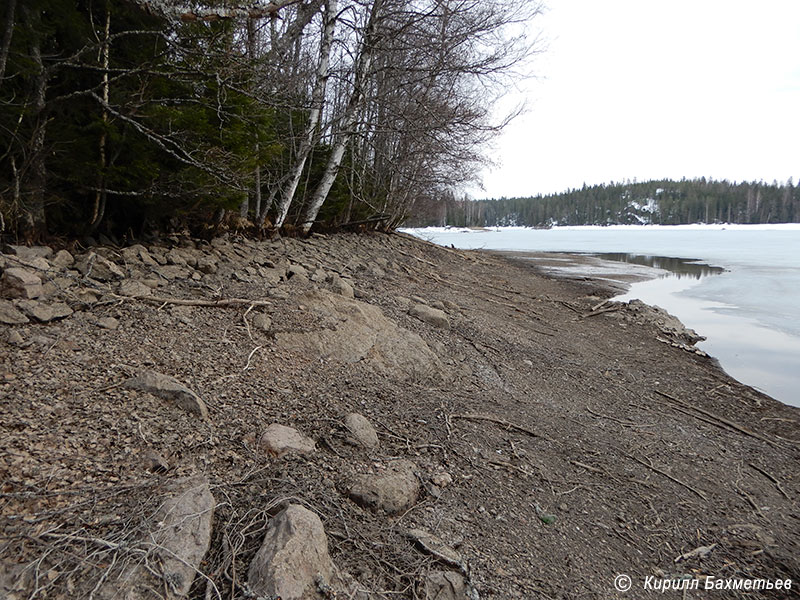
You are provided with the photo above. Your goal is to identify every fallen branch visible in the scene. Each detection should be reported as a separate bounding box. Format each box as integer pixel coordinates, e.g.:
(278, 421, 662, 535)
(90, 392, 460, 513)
(626, 454, 708, 501)
(655, 390, 777, 447)
(451, 413, 548, 441)
(748, 463, 790, 500)
(581, 305, 621, 319)
(115, 294, 272, 308)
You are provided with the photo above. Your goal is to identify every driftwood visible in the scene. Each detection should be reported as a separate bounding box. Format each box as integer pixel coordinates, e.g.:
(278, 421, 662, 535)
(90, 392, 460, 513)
(451, 413, 548, 441)
(626, 454, 708, 501)
(655, 390, 777, 447)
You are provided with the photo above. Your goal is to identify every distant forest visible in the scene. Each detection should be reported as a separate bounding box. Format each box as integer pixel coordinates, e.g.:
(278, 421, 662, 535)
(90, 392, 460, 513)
(408, 178, 800, 227)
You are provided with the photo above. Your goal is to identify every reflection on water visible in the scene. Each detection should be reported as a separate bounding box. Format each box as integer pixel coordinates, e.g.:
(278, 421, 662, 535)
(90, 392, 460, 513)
(589, 253, 725, 279)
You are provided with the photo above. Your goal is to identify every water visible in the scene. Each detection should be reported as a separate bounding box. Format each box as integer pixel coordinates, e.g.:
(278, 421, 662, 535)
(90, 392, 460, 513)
(403, 225, 800, 407)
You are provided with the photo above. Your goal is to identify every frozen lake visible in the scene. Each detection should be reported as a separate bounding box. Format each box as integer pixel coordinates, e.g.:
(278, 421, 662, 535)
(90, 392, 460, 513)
(403, 225, 800, 407)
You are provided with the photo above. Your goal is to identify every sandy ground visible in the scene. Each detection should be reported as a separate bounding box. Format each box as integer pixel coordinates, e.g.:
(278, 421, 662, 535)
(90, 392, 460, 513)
(1, 231, 798, 599)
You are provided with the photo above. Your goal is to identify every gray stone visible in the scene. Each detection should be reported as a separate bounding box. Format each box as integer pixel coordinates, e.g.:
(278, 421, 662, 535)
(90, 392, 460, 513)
(331, 274, 354, 299)
(409, 304, 450, 329)
(124, 371, 208, 419)
(424, 571, 473, 600)
(5, 245, 52, 260)
(16, 300, 73, 322)
(311, 268, 327, 283)
(7, 330, 25, 345)
(348, 460, 419, 514)
(166, 248, 188, 266)
(431, 471, 453, 488)
(96, 316, 119, 330)
(75, 252, 125, 281)
(344, 413, 379, 449)
(118, 280, 152, 297)
(196, 255, 218, 274)
(97, 476, 215, 600)
(51, 250, 74, 268)
(259, 424, 316, 457)
(252, 313, 272, 332)
(0, 300, 29, 324)
(153, 265, 190, 280)
(287, 263, 308, 280)
(2, 268, 43, 299)
(247, 504, 335, 600)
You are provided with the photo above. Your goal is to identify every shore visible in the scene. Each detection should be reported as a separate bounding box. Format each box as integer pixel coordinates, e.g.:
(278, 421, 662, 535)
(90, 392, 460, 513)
(1, 232, 798, 599)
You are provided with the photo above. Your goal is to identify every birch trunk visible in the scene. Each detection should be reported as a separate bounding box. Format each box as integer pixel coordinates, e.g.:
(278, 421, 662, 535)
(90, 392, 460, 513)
(273, 0, 337, 229)
(299, 0, 382, 234)
(0, 0, 16, 90)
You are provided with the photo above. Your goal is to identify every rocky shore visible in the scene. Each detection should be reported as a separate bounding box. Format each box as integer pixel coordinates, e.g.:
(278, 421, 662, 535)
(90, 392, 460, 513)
(1, 232, 798, 599)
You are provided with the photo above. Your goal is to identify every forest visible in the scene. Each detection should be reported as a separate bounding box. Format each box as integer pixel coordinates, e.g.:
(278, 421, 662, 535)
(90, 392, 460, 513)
(0, 0, 539, 241)
(408, 178, 800, 227)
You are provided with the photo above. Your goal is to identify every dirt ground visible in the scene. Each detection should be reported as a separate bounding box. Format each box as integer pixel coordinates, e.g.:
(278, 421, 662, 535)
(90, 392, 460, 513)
(1, 231, 798, 599)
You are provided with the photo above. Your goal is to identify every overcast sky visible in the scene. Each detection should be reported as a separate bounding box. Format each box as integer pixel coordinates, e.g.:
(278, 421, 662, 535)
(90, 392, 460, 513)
(475, 0, 800, 199)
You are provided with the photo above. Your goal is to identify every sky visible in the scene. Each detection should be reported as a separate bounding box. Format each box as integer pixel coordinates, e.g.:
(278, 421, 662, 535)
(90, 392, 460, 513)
(475, 0, 800, 199)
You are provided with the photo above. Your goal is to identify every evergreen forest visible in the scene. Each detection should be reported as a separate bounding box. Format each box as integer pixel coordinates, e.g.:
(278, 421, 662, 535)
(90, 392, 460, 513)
(408, 178, 800, 228)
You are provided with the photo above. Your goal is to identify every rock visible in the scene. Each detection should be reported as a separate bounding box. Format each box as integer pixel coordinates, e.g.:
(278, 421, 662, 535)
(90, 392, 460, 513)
(118, 280, 152, 297)
(123, 371, 208, 419)
(196, 255, 218, 274)
(7, 330, 25, 345)
(259, 424, 316, 457)
(247, 504, 335, 600)
(431, 300, 446, 311)
(331, 274, 354, 299)
(1, 268, 43, 299)
(287, 263, 308, 280)
(50, 250, 74, 268)
(276, 291, 441, 381)
(424, 571, 474, 600)
(407, 529, 464, 570)
(0, 300, 29, 324)
(153, 265, 190, 280)
(75, 252, 125, 281)
(311, 268, 327, 283)
(348, 460, 419, 514)
(259, 266, 283, 285)
(166, 248, 188, 266)
(16, 300, 73, 322)
(122, 244, 159, 267)
(96, 316, 119, 330)
(432, 471, 453, 488)
(344, 413, 379, 449)
(4, 245, 52, 260)
(252, 312, 272, 331)
(442, 300, 460, 312)
(409, 303, 450, 329)
(97, 476, 215, 600)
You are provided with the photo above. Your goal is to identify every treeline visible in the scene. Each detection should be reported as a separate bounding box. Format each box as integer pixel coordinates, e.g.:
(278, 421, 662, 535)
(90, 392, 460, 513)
(407, 178, 800, 227)
(0, 0, 538, 241)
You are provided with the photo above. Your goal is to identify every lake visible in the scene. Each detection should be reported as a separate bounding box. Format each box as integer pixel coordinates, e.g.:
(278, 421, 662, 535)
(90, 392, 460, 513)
(403, 225, 800, 407)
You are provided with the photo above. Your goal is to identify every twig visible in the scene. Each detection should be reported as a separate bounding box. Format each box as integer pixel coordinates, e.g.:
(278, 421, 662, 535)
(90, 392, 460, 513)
(626, 454, 708, 501)
(748, 463, 790, 500)
(243, 346, 263, 371)
(582, 305, 621, 318)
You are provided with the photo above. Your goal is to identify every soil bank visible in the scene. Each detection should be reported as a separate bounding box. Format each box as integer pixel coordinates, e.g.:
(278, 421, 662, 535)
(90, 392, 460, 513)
(1, 232, 798, 599)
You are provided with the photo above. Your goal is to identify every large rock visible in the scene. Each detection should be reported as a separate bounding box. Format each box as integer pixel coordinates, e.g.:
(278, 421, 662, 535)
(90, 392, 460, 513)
(275, 291, 441, 380)
(118, 279, 153, 297)
(259, 424, 316, 457)
(75, 252, 125, 281)
(0, 300, 29, 324)
(50, 249, 74, 268)
(1, 268, 43, 299)
(409, 304, 450, 329)
(98, 476, 215, 600)
(247, 504, 335, 600)
(15, 300, 73, 322)
(4, 245, 52, 260)
(123, 371, 208, 419)
(344, 413, 379, 449)
(348, 460, 419, 515)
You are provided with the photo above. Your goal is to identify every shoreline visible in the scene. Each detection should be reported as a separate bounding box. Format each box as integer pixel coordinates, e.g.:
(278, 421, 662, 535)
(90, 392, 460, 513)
(2, 232, 798, 598)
